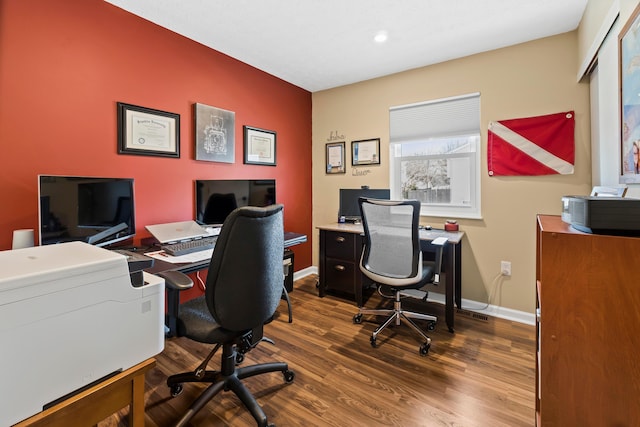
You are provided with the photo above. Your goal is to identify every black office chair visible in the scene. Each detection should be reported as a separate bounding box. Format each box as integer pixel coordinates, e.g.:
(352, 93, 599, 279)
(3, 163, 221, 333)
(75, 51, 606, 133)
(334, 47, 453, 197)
(352, 198, 445, 356)
(166, 204, 294, 427)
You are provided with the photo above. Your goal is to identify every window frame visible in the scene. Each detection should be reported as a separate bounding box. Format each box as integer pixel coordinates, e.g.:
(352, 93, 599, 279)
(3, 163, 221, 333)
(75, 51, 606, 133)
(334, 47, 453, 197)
(389, 93, 482, 219)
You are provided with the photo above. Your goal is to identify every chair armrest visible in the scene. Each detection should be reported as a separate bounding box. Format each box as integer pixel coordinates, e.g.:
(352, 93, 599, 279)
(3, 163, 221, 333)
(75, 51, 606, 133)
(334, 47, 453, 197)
(157, 271, 194, 338)
(425, 237, 447, 285)
(157, 270, 194, 291)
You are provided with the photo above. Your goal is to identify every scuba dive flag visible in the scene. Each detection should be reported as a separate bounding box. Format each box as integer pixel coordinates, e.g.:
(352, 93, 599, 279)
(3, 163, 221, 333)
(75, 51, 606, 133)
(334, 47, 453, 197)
(488, 111, 575, 176)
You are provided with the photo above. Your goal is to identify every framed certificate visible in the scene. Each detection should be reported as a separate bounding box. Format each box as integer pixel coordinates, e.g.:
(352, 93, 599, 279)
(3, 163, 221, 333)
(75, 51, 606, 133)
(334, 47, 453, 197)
(351, 138, 380, 166)
(243, 126, 276, 166)
(326, 141, 345, 174)
(117, 102, 180, 158)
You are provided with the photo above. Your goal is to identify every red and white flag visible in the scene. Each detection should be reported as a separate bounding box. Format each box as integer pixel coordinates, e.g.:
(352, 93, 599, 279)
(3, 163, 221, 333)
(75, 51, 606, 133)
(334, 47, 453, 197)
(487, 111, 575, 176)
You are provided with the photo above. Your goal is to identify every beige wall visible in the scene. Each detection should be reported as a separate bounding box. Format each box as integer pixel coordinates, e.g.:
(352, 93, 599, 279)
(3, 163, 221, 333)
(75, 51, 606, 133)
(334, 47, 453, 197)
(312, 31, 591, 315)
(578, 0, 616, 74)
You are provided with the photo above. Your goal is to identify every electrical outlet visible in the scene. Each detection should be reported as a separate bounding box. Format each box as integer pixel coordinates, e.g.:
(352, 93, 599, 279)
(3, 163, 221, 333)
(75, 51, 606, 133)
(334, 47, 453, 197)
(501, 260, 511, 276)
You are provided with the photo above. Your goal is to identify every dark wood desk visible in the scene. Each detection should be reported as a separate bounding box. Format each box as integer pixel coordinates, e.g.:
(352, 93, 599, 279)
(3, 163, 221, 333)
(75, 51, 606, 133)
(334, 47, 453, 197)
(317, 223, 463, 332)
(145, 232, 307, 336)
(145, 231, 307, 275)
(13, 358, 155, 427)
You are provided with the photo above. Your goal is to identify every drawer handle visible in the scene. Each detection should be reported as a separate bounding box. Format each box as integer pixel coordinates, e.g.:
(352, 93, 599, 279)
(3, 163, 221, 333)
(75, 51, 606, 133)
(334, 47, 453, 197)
(335, 236, 345, 243)
(334, 265, 345, 271)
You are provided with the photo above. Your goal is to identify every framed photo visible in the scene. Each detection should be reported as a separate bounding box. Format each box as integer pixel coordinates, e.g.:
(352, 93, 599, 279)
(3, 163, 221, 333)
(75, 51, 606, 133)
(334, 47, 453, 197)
(620, 3, 640, 183)
(195, 103, 235, 163)
(326, 142, 345, 174)
(244, 126, 276, 166)
(117, 102, 180, 158)
(351, 138, 380, 166)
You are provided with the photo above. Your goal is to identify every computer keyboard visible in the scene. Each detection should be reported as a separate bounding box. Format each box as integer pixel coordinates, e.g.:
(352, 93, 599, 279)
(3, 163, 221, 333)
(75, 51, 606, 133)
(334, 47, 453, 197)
(161, 236, 218, 257)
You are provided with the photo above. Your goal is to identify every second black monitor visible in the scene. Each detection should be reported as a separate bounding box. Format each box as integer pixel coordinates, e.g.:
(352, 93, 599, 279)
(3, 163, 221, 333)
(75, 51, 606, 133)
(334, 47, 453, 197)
(339, 188, 390, 222)
(195, 179, 276, 225)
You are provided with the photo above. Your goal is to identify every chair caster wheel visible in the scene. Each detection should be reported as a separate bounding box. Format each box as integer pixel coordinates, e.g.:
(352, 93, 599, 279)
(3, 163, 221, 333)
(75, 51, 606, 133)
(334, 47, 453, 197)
(170, 384, 183, 397)
(236, 353, 245, 364)
(419, 342, 430, 356)
(427, 321, 436, 331)
(353, 313, 363, 324)
(283, 370, 295, 383)
(370, 336, 377, 347)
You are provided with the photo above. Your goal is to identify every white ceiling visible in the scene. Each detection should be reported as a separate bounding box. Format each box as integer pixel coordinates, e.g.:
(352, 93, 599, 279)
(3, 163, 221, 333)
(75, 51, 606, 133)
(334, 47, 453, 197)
(105, 0, 588, 92)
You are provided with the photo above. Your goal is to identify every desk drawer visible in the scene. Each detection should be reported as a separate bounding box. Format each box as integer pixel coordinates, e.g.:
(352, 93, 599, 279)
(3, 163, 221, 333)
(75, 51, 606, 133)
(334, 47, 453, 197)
(324, 257, 357, 294)
(325, 232, 357, 260)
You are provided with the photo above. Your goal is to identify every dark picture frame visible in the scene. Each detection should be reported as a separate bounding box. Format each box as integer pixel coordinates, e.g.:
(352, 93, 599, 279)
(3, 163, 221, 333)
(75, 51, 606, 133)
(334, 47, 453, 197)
(194, 103, 236, 163)
(351, 138, 380, 166)
(117, 102, 180, 158)
(620, 3, 640, 183)
(326, 141, 346, 174)
(243, 126, 276, 166)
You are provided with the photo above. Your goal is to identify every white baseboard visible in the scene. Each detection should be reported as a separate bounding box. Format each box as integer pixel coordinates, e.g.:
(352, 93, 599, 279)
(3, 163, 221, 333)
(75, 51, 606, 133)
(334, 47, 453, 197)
(293, 266, 317, 283)
(295, 266, 535, 326)
(430, 292, 535, 325)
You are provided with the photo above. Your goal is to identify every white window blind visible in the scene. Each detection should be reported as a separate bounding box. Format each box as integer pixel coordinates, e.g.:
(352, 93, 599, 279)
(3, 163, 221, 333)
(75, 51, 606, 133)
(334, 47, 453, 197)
(390, 93, 480, 142)
(389, 93, 481, 219)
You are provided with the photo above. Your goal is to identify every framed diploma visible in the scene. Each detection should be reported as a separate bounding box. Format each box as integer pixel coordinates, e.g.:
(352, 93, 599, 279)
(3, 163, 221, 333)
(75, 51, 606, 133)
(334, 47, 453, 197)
(326, 141, 345, 174)
(243, 126, 276, 166)
(117, 102, 180, 158)
(351, 138, 380, 166)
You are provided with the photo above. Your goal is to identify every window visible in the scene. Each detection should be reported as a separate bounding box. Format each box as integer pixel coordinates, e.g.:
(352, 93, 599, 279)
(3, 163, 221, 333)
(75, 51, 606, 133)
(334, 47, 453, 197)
(389, 93, 481, 219)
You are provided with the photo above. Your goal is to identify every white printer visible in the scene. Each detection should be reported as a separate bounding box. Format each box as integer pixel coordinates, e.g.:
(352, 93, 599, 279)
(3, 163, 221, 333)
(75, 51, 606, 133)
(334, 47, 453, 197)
(0, 241, 165, 426)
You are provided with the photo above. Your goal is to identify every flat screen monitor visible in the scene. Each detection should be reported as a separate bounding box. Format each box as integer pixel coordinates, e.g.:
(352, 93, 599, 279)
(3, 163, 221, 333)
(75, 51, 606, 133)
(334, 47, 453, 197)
(195, 179, 276, 225)
(339, 188, 390, 221)
(38, 175, 135, 247)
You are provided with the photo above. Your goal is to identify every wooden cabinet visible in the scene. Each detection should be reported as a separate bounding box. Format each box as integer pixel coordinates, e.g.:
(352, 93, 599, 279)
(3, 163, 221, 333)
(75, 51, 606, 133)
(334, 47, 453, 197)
(318, 227, 371, 306)
(535, 215, 640, 426)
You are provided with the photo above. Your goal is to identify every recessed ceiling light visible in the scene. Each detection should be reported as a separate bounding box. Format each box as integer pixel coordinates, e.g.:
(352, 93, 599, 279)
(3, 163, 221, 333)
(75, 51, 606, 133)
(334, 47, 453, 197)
(374, 31, 388, 43)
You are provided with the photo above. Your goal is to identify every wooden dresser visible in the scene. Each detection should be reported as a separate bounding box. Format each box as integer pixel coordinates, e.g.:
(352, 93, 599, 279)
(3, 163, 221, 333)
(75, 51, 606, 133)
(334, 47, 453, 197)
(535, 215, 640, 426)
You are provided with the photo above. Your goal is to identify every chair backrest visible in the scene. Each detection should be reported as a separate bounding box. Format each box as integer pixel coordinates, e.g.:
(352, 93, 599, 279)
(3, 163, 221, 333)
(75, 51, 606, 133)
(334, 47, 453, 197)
(358, 198, 422, 285)
(205, 204, 284, 332)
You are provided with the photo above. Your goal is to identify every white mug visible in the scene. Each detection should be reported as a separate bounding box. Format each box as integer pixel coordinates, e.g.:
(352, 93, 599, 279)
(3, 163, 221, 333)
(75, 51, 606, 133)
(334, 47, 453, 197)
(12, 229, 35, 249)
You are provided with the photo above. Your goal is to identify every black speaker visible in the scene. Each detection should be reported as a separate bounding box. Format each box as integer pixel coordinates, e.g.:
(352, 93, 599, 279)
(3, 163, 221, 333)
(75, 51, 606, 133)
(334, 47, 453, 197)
(283, 249, 294, 292)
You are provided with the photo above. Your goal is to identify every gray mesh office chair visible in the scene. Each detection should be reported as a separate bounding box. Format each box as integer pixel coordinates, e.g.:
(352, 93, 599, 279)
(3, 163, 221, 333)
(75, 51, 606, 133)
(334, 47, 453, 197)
(166, 205, 294, 427)
(353, 198, 445, 355)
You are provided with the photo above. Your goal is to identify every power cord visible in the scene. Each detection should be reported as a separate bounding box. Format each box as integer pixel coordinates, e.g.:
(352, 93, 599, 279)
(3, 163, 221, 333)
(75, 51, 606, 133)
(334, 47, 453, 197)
(196, 270, 206, 291)
(464, 272, 504, 312)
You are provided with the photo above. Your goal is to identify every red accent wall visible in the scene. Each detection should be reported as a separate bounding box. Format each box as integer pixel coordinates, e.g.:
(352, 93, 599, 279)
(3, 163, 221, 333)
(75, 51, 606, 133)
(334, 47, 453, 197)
(0, 0, 312, 270)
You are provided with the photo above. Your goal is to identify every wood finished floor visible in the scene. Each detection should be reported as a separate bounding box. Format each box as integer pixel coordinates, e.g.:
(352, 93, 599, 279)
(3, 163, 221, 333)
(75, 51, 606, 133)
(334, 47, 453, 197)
(102, 275, 536, 427)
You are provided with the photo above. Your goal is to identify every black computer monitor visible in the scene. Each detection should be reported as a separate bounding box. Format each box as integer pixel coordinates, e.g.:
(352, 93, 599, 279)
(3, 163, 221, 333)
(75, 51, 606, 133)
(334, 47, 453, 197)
(339, 188, 390, 222)
(195, 179, 276, 225)
(38, 175, 136, 247)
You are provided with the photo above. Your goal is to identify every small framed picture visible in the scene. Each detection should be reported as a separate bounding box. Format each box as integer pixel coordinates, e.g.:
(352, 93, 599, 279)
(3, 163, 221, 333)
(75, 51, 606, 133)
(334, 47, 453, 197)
(195, 103, 235, 163)
(117, 102, 180, 158)
(244, 126, 276, 166)
(352, 138, 380, 166)
(326, 142, 345, 174)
